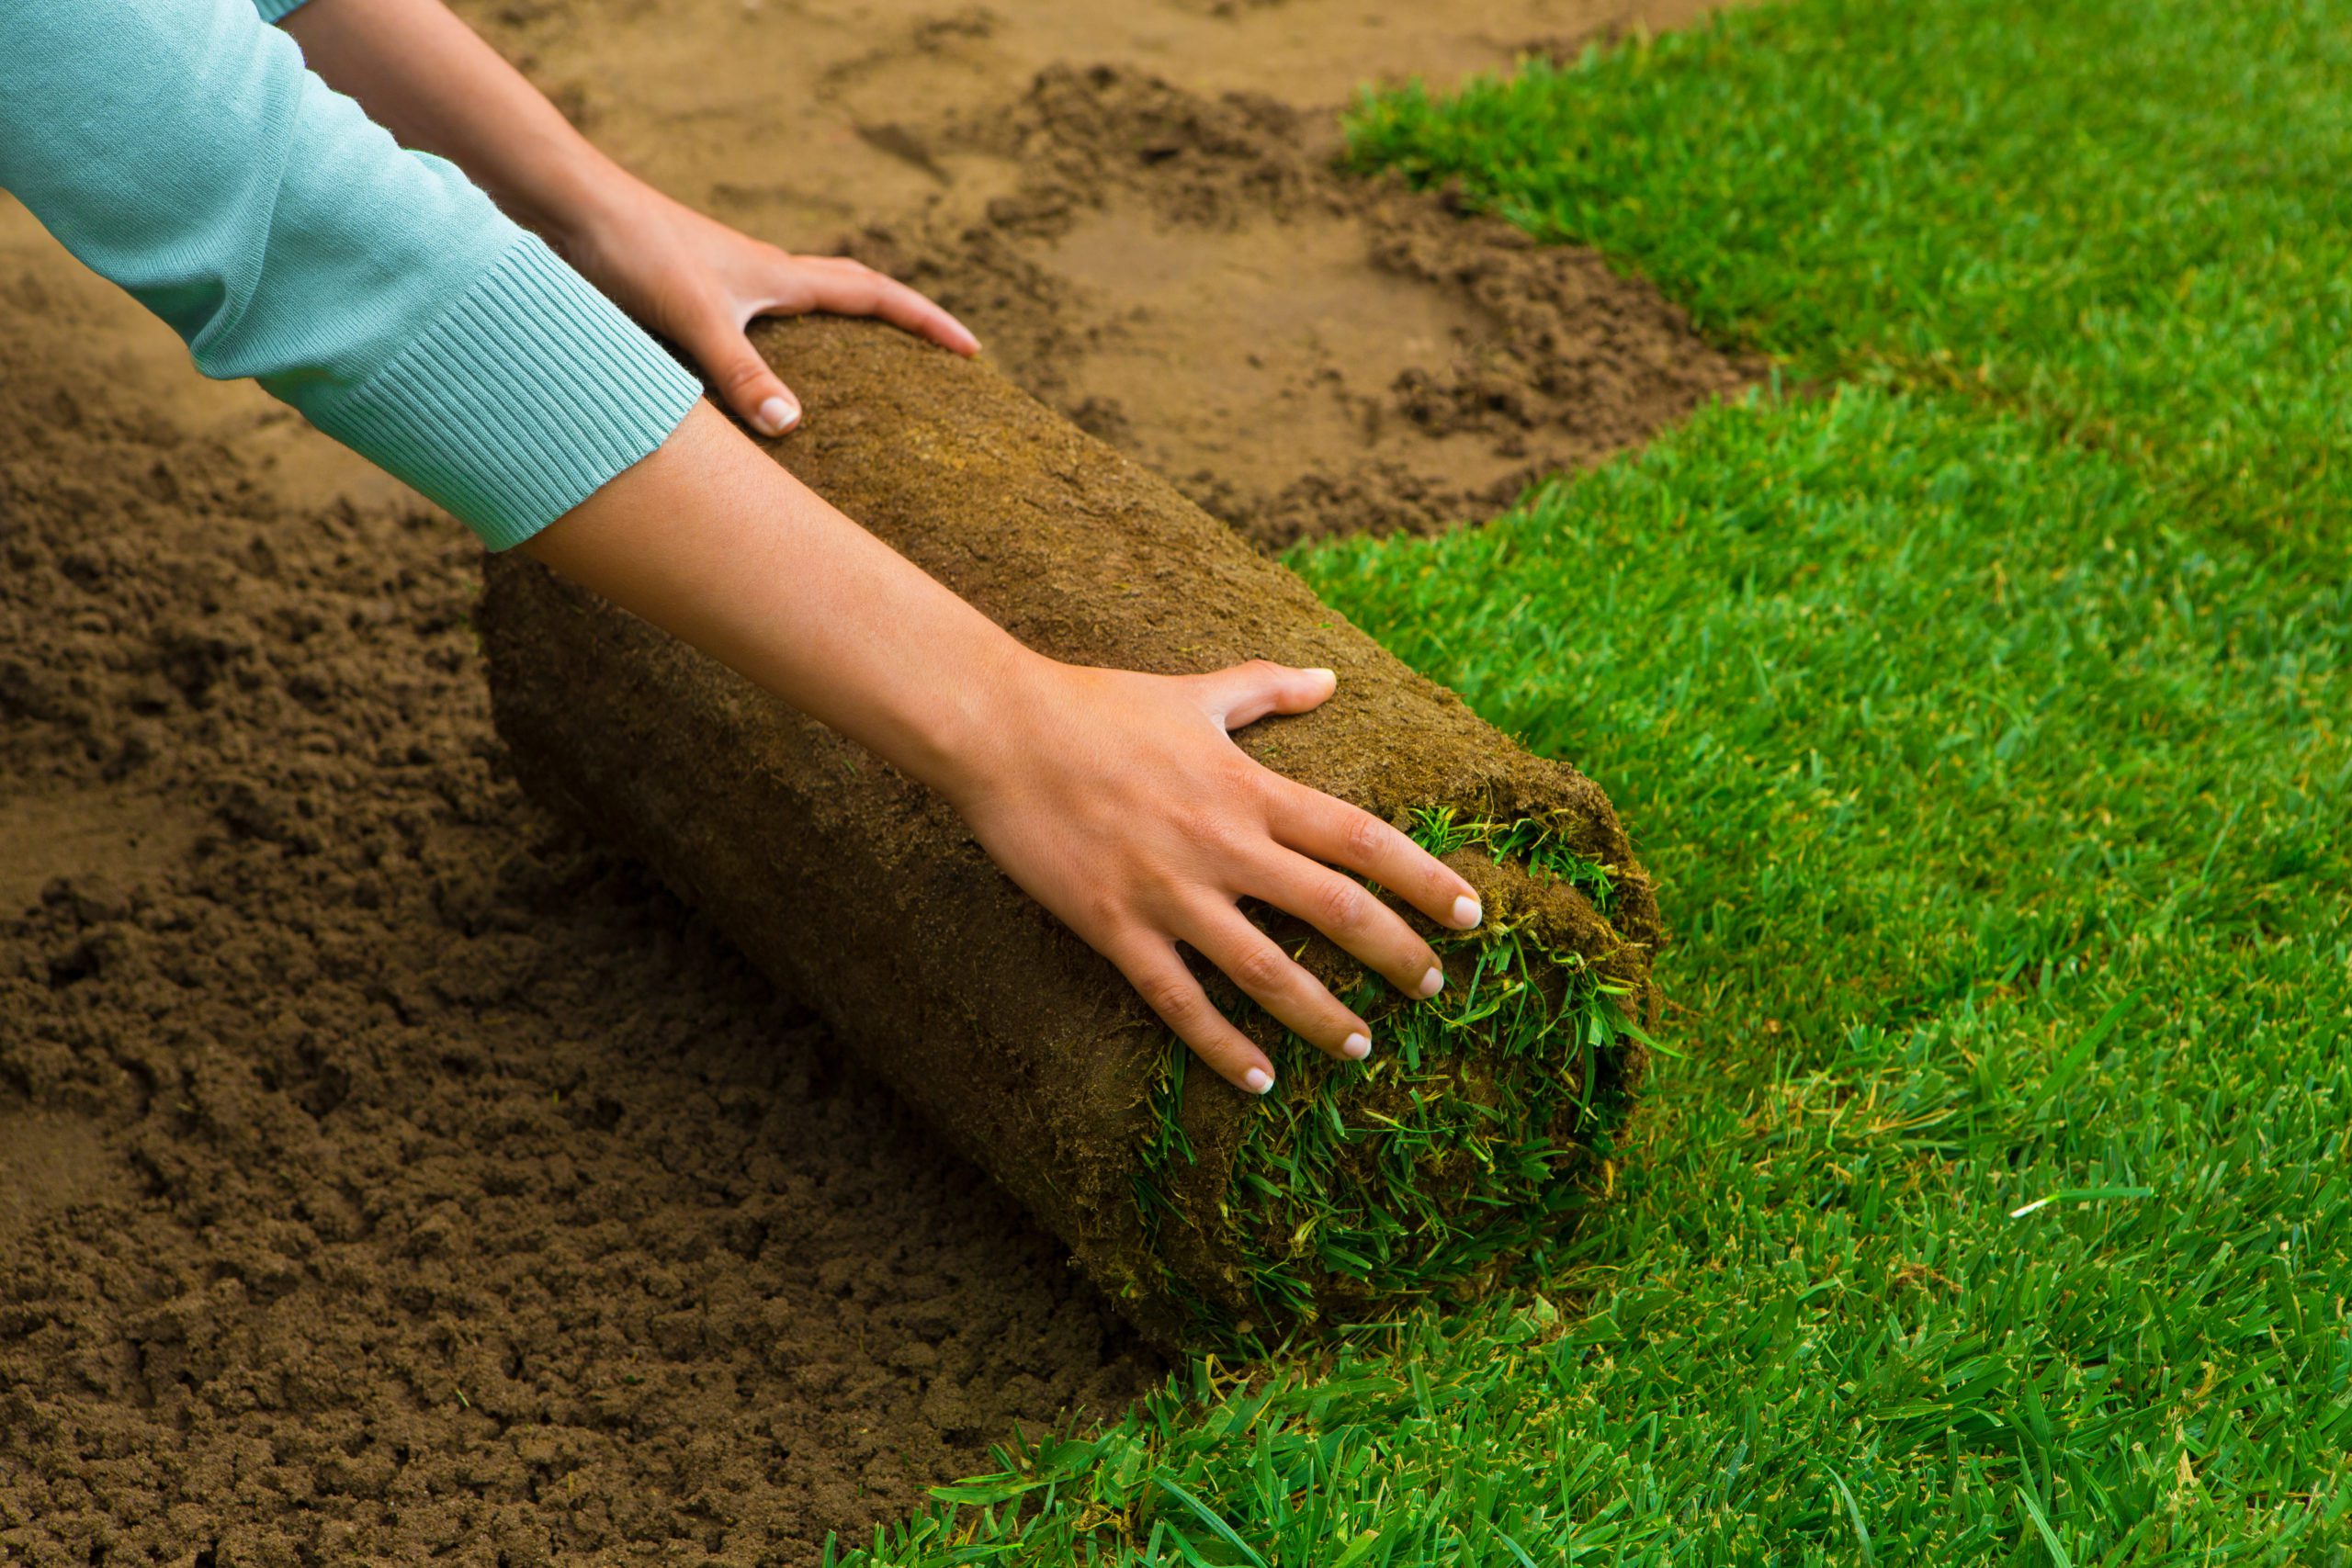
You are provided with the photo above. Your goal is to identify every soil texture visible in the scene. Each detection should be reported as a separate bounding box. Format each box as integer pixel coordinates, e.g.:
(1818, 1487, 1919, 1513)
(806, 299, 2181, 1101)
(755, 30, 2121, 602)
(0, 343, 1155, 1565)
(461, 0, 1754, 550)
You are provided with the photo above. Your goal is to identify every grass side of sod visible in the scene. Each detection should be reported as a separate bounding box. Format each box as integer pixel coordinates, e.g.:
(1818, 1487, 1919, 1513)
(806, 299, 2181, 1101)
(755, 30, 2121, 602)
(841, 0, 2352, 1561)
(1136, 811, 1642, 1343)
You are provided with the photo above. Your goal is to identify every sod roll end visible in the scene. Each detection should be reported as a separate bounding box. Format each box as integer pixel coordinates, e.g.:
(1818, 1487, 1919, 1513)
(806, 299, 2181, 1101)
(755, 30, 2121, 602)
(482, 317, 1663, 1348)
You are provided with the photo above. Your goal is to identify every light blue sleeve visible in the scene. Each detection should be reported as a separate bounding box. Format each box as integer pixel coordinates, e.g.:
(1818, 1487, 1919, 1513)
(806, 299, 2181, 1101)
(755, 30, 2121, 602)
(0, 0, 701, 548)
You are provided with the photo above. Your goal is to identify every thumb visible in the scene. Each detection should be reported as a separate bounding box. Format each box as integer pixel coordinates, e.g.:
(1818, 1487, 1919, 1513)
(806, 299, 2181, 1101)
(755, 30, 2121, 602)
(1193, 660, 1338, 732)
(687, 318, 802, 436)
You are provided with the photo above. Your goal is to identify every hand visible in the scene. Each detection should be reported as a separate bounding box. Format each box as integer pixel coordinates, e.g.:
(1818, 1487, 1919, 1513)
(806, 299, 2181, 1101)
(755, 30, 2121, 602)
(943, 657, 1487, 1094)
(558, 181, 979, 437)
(274, 0, 978, 434)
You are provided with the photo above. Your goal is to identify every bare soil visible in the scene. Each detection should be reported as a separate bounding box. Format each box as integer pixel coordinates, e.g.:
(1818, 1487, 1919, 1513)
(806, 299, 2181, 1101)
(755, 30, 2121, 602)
(848, 66, 1753, 547)
(475, 0, 1754, 547)
(0, 0, 1737, 1561)
(0, 344, 1157, 1564)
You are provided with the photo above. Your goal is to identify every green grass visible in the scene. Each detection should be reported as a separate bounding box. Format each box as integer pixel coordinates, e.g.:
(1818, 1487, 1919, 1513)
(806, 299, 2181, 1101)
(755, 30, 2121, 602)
(838, 0, 2352, 1560)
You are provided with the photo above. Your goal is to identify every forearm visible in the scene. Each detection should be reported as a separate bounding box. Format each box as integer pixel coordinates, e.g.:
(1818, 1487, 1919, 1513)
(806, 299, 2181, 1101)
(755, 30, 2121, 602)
(0, 0, 696, 549)
(520, 402, 1042, 797)
(283, 0, 626, 244)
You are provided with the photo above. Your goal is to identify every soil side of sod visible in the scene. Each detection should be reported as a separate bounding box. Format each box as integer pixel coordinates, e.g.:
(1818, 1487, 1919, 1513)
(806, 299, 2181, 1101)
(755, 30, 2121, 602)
(482, 317, 1660, 1348)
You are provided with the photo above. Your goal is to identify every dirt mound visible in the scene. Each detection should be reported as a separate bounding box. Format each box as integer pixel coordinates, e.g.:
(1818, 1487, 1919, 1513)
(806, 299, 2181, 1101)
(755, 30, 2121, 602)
(467, 0, 1730, 232)
(0, 346, 1156, 1565)
(845, 65, 1756, 548)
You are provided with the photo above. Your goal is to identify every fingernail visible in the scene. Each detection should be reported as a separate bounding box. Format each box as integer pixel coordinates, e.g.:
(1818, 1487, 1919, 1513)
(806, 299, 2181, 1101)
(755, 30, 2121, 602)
(1341, 1032, 1371, 1061)
(1416, 966, 1444, 999)
(1243, 1066, 1274, 1095)
(1451, 895, 1483, 930)
(755, 396, 798, 435)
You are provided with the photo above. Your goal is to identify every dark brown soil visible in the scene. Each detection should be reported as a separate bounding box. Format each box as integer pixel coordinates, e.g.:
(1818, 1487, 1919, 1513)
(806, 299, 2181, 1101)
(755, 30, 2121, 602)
(0, 344, 1157, 1566)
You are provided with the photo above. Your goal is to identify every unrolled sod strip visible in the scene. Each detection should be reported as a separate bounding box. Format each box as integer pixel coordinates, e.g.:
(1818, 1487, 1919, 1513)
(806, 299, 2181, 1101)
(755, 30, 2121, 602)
(481, 317, 1664, 1349)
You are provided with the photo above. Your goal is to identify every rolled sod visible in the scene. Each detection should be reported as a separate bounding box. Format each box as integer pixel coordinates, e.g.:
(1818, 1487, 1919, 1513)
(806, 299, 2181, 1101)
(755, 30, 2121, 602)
(481, 317, 1663, 1349)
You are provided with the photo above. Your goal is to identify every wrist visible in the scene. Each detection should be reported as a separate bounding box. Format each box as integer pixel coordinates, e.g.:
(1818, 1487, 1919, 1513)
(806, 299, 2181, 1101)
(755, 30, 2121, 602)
(905, 643, 1066, 813)
(512, 144, 658, 255)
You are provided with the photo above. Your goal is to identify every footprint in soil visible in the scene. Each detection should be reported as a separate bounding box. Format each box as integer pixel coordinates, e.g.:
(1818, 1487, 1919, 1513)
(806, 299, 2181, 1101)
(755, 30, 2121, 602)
(847, 66, 1758, 551)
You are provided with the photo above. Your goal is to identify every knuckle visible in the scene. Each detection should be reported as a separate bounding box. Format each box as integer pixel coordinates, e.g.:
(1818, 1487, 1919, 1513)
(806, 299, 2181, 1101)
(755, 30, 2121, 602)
(1173, 805, 1238, 855)
(1079, 888, 1127, 933)
(1340, 808, 1388, 863)
(1216, 753, 1271, 800)
(1228, 940, 1290, 995)
(1311, 874, 1366, 932)
(719, 359, 770, 395)
(1136, 970, 1201, 1024)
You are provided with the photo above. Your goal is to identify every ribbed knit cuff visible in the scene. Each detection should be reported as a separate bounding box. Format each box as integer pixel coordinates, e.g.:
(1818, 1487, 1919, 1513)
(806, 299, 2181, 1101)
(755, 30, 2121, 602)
(300, 234, 702, 550)
(254, 0, 313, 22)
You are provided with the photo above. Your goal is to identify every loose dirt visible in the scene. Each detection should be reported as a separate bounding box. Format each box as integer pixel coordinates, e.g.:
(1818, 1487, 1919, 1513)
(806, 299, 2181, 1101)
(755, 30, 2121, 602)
(473, 0, 1754, 548)
(1, 0, 1738, 1560)
(0, 341, 1157, 1563)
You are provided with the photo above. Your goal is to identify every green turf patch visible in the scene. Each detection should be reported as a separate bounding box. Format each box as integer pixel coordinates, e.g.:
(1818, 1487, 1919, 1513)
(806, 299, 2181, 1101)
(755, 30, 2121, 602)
(842, 0, 2352, 1559)
(842, 383, 2352, 1564)
(1346, 0, 2352, 547)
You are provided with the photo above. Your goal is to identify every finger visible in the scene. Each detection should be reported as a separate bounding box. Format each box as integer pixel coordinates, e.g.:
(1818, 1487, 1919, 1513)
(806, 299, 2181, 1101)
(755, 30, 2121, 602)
(1111, 936, 1277, 1095)
(683, 315, 802, 436)
(1189, 660, 1338, 732)
(1277, 788, 1484, 935)
(799, 259, 981, 355)
(1189, 903, 1374, 1063)
(1245, 851, 1444, 1006)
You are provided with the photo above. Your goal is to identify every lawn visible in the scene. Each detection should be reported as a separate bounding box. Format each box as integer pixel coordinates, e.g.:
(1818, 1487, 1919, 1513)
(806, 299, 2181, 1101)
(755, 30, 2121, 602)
(842, 0, 2352, 1560)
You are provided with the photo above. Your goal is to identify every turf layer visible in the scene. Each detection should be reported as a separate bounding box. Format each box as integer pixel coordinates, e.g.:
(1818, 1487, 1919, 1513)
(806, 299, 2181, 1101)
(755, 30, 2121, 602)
(839, 0, 2352, 1559)
(1136, 814, 1640, 1337)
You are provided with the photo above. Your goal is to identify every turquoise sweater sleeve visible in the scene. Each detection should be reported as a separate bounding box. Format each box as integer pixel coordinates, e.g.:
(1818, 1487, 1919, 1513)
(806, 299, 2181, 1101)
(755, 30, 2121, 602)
(0, 0, 701, 549)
